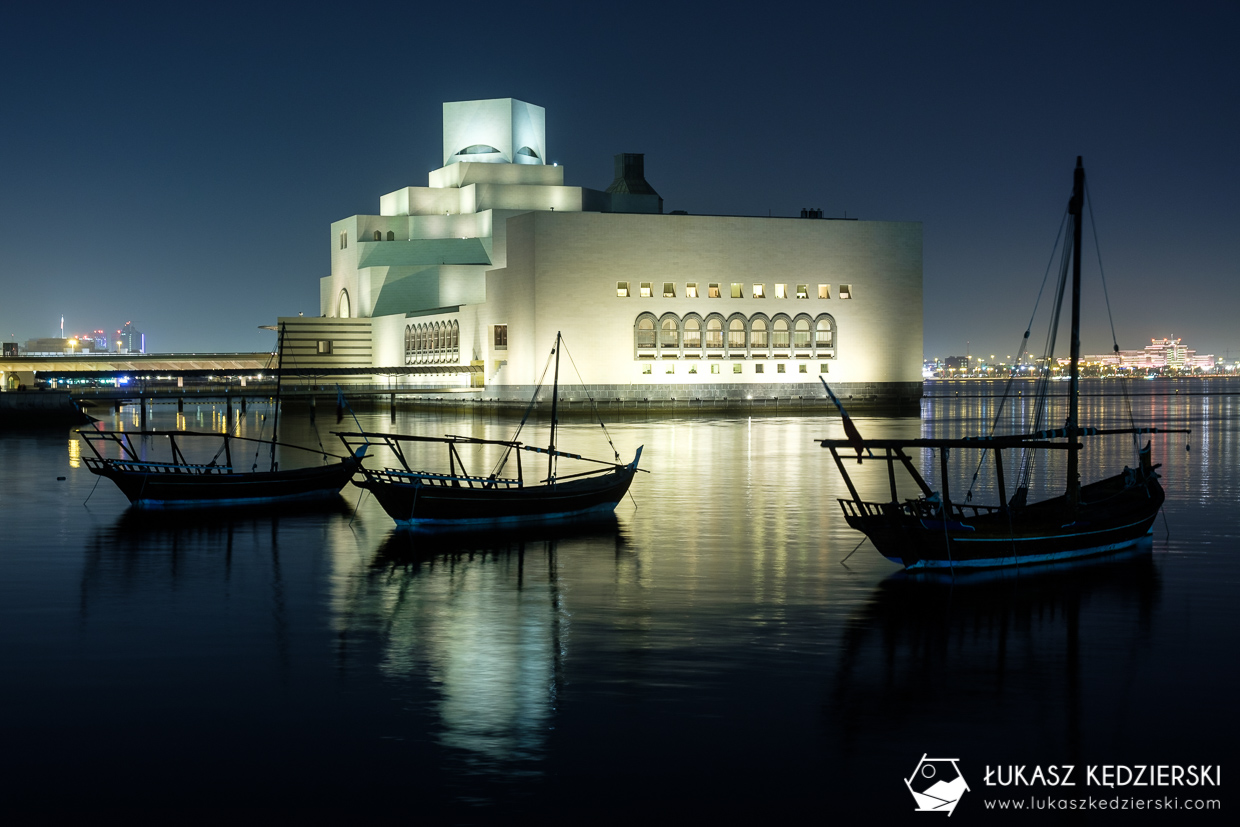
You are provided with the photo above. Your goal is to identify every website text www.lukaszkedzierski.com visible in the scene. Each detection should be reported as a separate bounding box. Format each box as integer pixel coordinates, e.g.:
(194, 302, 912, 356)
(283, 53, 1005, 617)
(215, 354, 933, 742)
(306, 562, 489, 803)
(983, 796, 1221, 811)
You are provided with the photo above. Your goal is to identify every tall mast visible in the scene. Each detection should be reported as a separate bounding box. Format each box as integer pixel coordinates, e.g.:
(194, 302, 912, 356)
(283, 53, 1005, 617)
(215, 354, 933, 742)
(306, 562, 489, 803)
(547, 331, 561, 483)
(1066, 157, 1084, 506)
(270, 322, 285, 472)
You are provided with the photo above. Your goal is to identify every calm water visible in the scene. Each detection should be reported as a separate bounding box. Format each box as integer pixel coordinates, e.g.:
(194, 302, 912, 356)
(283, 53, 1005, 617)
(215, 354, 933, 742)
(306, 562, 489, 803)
(2, 380, 1236, 821)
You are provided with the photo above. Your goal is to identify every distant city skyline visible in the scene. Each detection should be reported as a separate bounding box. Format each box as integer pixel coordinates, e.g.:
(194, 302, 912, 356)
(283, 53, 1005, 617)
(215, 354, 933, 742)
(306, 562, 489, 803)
(2, 2, 1236, 358)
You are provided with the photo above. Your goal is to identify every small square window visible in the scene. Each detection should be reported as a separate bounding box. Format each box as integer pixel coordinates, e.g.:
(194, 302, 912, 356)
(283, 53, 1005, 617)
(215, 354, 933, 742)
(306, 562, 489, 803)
(708, 283, 722, 298)
(666, 363, 675, 374)
(796, 284, 809, 299)
(316, 340, 333, 354)
(640, 282, 653, 298)
(777, 364, 786, 374)
(752, 284, 765, 299)
(686, 283, 699, 298)
(688, 365, 698, 374)
(755, 363, 764, 374)
(663, 282, 676, 298)
(798, 364, 808, 374)
(775, 283, 787, 299)
(820, 363, 830, 373)
(617, 281, 630, 297)
(818, 284, 830, 299)
(733, 363, 743, 374)
(710, 363, 720, 374)
(730, 283, 743, 299)
(642, 363, 652, 374)
(839, 284, 852, 299)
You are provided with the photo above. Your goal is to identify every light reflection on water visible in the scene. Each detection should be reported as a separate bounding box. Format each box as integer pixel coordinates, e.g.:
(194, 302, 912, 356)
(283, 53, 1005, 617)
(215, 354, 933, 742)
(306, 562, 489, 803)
(1, 380, 1237, 816)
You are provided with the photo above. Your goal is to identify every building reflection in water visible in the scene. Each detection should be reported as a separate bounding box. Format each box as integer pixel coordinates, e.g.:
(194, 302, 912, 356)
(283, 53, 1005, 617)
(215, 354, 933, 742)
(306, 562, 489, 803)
(327, 519, 623, 774)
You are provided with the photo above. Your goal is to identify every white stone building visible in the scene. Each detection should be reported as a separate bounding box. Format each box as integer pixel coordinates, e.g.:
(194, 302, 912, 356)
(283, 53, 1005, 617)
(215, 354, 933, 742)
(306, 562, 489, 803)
(282, 98, 923, 404)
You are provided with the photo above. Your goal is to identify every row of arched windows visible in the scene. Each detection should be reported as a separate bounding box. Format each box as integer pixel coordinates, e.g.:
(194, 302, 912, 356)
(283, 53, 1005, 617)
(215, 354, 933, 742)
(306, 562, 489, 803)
(405, 320, 460, 365)
(373, 230, 397, 241)
(635, 312, 836, 358)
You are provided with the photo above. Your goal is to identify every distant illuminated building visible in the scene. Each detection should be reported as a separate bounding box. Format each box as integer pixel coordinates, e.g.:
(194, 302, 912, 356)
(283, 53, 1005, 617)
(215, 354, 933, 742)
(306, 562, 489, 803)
(1075, 337, 1215, 372)
(279, 97, 924, 403)
(117, 321, 145, 354)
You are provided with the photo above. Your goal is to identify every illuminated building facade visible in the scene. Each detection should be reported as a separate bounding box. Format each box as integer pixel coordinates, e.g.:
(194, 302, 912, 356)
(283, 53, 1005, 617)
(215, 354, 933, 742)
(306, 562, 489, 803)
(286, 98, 923, 402)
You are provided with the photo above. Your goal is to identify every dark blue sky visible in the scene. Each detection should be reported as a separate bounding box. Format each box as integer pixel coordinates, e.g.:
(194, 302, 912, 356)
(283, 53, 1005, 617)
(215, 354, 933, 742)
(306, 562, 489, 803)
(3, 1, 1236, 360)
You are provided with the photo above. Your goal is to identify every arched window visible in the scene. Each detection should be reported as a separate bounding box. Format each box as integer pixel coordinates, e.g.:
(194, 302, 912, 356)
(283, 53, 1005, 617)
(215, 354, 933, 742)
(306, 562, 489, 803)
(728, 318, 746, 349)
(794, 318, 811, 348)
(387, 231, 395, 241)
(772, 317, 790, 348)
(636, 316, 656, 349)
(337, 289, 350, 319)
(405, 325, 412, 365)
(816, 316, 834, 349)
(451, 320, 459, 351)
(373, 230, 382, 241)
(660, 316, 679, 348)
(750, 317, 768, 348)
(683, 316, 702, 349)
(706, 317, 724, 348)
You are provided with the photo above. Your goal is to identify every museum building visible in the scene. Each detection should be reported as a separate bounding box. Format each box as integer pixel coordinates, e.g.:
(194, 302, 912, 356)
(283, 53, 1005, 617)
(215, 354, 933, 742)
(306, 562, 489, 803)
(278, 98, 923, 404)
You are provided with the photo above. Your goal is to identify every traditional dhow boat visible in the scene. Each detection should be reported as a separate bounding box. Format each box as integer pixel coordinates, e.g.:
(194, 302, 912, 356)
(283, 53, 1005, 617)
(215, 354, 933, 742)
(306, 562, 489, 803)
(79, 324, 365, 509)
(820, 158, 1188, 570)
(336, 332, 643, 528)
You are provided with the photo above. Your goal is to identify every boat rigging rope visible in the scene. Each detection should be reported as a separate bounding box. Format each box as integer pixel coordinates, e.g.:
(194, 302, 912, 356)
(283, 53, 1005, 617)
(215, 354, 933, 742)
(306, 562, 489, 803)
(491, 344, 556, 478)
(558, 338, 623, 461)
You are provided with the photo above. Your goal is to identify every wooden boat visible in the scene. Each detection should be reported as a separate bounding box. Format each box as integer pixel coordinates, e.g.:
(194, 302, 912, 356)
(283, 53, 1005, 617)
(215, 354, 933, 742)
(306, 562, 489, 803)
(79, 324, 365, 509)
(820, 158, 1188, 570)
(336, 332, 643, 528)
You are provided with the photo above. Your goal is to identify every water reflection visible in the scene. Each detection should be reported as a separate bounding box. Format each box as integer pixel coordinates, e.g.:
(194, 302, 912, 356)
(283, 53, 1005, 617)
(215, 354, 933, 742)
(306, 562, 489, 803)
(830, 545, 1161, 763)
(330, 520, 624, 777)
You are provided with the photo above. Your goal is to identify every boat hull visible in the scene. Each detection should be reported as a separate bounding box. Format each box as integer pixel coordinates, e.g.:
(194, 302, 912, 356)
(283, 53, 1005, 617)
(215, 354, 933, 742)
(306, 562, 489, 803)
(86, 457, 362, 509)
(844, 469, 1164, 570)
(356, 451, 641, 528)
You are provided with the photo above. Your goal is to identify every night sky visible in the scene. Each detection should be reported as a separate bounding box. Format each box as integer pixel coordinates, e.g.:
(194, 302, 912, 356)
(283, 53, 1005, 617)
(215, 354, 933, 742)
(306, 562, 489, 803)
(3, 1, 1236, 361)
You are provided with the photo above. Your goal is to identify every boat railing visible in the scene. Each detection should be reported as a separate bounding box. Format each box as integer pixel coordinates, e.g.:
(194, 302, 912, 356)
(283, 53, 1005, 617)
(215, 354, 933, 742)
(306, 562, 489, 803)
(363, 467, 522, 489)
(82, 456, 233, 475)
(839, 498, 1004, 520)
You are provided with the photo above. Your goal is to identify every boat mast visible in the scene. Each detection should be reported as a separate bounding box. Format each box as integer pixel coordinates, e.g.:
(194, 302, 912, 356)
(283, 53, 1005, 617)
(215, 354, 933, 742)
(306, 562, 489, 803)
(547, 331, 561, 483)
(1066, 157, 1084, 507)
(270, 322, 285, 472)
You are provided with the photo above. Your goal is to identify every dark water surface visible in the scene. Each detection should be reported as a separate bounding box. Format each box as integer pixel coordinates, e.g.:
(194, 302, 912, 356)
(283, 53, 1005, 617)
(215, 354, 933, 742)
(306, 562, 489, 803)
(2, 380, 1236, 821)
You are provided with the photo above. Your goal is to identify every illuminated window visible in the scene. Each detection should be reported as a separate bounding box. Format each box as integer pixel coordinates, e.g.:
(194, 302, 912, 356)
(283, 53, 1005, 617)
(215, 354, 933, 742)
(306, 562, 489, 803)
(816, 317, 834, 348)
(773, 318, 790, 348)
(317, 340, 333, 354)
(640, 282, 653, 298)
(795, 284, 809, 299)
(686, 283, 699, 298)
(494, 324, 508, 349)
(795, 319, 811, 348)
(775, 283, 787, 299)
(665, 363, 675, 374)
(749, 318, 768, 348)
(660, 317, 679, 348)
(733, 363, 743, 374)
(730, 283, 743, 298)
(818, 284, 830, 299)
(777, 364, 786, 374)
(663, 283, 676, 298)
(636, 317, 656, 349)
(710, 364, 720, 374)
(684, 317, 701, 348)
(708, 283, 722, 298)
(688, 365, 697, 374)
(753, 284, 766, 299)
(339, 231, 347, 249)
(755, 364, 764, 374)
(820, 363, 830, 373)
(798, 364, 808, 373)
(387, 231, 395, 241)
(617, 281, 630, 297)
(373, 230, 381, 241)
(839, 284, 852, 299)
(706, 318, 723, 348)
(642, 363, 652, 374)
(728, 319, 745, 348)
